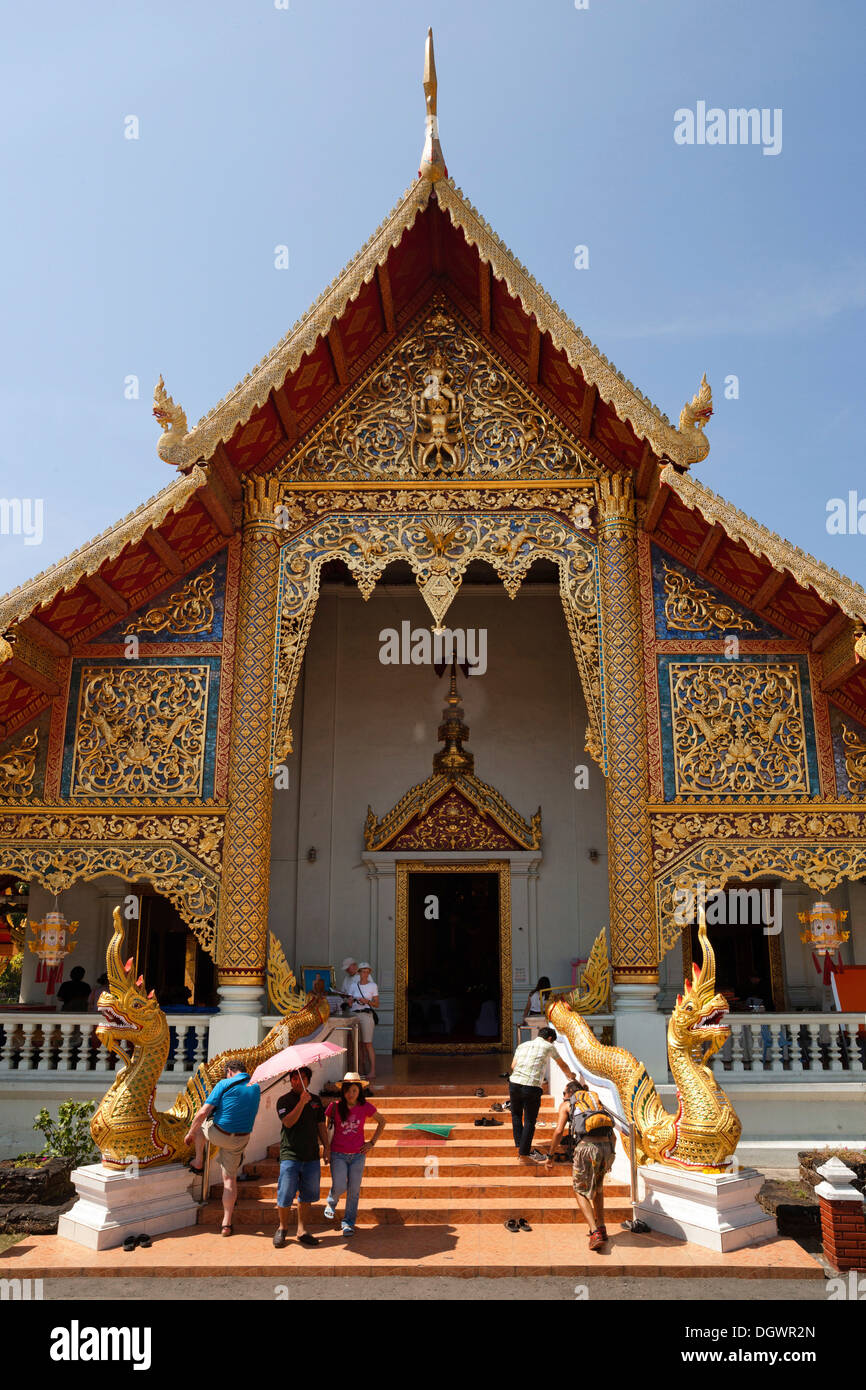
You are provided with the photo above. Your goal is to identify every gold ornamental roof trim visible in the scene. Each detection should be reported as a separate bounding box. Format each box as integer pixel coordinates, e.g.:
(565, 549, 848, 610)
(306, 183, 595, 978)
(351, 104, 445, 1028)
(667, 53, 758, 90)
(661, 465, 866, 622)
(155, 175, 708, 472)
(365, 768, 542, 853)
(0, 466, 207, 631)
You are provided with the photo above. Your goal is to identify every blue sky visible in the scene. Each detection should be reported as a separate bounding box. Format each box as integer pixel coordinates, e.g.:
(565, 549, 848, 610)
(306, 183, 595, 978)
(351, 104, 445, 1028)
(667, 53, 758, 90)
(1, 0, 864, 594)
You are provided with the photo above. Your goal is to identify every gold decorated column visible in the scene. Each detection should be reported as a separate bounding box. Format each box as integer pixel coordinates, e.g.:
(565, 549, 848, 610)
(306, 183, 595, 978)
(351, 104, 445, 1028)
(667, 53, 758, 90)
(216, 476, 281, 1010)
(596, 473, 658, 985)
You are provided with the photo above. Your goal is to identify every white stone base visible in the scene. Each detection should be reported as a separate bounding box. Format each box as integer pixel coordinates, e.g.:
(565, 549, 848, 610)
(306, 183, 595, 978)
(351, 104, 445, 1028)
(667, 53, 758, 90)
(57, 1162, 199, 1250)
(635, 1163, 777, 1252)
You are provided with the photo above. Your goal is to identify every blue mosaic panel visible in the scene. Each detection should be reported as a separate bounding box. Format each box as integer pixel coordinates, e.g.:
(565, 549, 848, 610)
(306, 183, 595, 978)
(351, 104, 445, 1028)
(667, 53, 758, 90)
(657, 653, 820, 800)
(651, 547, 785, 640)
(98, 551, 227, 644)
(61, 656, 221, 799)
(831, 707, 866, 799)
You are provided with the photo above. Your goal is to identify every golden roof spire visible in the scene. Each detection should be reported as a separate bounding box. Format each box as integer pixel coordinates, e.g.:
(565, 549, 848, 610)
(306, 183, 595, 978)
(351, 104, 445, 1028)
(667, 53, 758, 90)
(418, 27, 447, 183)
(432, 661, 474, 776)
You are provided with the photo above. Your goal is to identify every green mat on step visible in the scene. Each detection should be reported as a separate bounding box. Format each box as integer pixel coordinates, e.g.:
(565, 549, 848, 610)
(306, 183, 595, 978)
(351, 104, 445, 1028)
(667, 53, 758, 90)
(402, 1123, 454, 1137)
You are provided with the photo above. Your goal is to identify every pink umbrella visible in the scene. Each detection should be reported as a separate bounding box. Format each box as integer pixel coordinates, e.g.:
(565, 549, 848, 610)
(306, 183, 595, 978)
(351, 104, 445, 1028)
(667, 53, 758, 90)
(250, 1039, 345, 1089)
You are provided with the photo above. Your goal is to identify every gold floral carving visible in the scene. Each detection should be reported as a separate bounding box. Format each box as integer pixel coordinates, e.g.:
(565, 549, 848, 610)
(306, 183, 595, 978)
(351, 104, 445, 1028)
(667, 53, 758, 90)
(650, 804, 866, 875)
(661, 561, 757, 633)
(284, 301, 596, 483)
(0, 818, 220, 953)
(366, 776, 541, 852)
(71, 666, 210, 798)
(654, 832, 866, 960)
(0, 729, 38, 800)
(669, 662, 809, 796)
(124, 565, 216, 637)
(0, 808, 224, 871)
(841, 724, 866, 796)
(273, 506, 602, 768)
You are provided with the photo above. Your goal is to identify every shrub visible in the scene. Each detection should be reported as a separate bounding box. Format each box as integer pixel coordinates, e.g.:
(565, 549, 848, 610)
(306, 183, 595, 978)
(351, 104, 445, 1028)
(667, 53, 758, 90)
(17, 1100, 98, 1168)
(0, 951, 22, 1003)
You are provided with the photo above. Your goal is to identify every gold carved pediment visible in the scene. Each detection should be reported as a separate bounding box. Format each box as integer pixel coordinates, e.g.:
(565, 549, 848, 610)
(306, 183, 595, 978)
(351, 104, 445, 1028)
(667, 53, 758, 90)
(366, 772, 541, 853)
(281, 299, 600, 484)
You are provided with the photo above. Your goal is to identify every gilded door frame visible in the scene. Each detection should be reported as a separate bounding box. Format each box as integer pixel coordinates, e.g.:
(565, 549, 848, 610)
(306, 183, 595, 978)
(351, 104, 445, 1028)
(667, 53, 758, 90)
(393, 859, 512, 1054)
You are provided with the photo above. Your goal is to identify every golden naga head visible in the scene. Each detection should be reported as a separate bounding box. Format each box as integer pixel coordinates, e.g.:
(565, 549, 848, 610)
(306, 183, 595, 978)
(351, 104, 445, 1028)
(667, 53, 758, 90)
(96, 907, 163, 1049)
(671, 912, 731, 1057)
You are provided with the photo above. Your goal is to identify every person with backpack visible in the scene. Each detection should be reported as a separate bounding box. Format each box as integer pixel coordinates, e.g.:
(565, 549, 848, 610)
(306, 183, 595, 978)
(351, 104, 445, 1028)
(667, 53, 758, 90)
(544, 1078, 617, 1251)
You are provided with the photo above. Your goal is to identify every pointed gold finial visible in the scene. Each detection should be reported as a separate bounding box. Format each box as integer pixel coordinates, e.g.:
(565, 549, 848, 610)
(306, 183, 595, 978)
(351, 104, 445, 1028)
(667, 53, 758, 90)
(419, 27, 447, 183)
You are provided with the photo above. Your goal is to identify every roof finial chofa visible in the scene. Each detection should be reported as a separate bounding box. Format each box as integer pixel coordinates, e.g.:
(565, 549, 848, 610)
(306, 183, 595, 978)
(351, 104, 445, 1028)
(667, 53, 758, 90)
(419, 27, 447, 183)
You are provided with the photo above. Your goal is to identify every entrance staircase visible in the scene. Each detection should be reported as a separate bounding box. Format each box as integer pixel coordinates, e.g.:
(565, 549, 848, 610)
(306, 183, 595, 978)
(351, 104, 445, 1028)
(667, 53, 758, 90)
(200, 1084, 632, 1230)
(7, 1076, 824, 1281)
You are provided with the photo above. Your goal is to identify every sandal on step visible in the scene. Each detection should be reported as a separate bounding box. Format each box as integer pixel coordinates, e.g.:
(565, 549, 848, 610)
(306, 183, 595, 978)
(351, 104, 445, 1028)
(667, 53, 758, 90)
(136, 1233, 152, 1249)
(221, 1224, 233, 1237)
(122, 1235, 138, 1252)
(504, 1218, 521, 1233)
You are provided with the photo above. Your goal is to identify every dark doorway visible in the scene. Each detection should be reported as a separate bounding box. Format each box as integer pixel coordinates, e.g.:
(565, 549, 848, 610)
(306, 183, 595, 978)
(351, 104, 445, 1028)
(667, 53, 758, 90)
(682, 883, 783, 1010)
(406, 870, 502, 1047)
(130, 893, 216, 1008)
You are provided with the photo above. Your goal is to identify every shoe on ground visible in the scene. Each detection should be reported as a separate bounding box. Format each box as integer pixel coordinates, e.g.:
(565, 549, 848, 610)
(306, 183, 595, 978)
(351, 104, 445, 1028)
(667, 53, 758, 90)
(297, 1232, 320, 1248)
(589, 1228, 606, 1252)
(341, 1225, 355, 1236)
(323, 1204, 335, 1220)
(529, 1148, 547, 1160)
(273, 1228, 288, 1248)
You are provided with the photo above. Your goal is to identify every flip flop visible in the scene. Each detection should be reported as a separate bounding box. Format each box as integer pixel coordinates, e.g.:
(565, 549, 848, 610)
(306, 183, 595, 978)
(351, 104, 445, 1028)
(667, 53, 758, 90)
(518, 1218, 532, 1232)
(187, 1162, 204, 1175)
(504, 1219, 520, 1233)
(136, 1233, 152, 1248)
(221, 1225, 233, 1237)
(474, 1088, 486, 1097)
(122, 1235, 137, 1252)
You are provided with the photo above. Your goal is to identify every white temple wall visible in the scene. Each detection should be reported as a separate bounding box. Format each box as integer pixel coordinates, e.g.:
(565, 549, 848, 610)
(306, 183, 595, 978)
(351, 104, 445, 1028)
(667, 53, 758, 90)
(268, 582, 610, 1018)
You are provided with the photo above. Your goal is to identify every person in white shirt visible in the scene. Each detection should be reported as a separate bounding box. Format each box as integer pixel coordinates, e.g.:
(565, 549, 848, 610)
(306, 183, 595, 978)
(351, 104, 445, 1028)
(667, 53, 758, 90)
(340, 957, 359, 1002)
(348, 962, 379, 1080)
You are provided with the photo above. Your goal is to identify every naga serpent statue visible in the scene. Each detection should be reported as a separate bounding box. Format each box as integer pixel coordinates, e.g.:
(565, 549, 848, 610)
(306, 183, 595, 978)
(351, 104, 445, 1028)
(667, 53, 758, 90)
(91, 908, 330, 1169)
(549, 916, 741, 1173)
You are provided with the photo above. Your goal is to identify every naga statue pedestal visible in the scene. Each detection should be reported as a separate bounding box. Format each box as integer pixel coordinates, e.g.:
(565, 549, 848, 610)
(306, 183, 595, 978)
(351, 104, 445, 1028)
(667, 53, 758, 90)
(635, 1164, 776, 1252)
(58, 1163, 199, 1251)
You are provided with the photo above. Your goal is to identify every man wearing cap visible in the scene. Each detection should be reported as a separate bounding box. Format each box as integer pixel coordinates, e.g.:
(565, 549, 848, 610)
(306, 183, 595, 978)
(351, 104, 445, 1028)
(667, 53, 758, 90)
(347, 962, 379, 1081)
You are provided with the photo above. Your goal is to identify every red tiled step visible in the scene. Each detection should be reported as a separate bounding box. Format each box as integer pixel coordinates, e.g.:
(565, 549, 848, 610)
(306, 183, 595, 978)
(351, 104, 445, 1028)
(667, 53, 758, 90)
(198, 1196, 632, 1227)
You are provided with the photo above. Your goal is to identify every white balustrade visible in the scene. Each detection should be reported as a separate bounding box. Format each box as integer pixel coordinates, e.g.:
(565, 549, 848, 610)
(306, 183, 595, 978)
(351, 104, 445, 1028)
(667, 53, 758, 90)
(712, 1013, 866, 1081)
(0, 1012, 213, 1079)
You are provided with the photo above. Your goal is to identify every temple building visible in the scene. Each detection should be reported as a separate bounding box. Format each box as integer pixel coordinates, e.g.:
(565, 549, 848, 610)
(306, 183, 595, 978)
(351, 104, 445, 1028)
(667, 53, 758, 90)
(1, 36, 864, 1153)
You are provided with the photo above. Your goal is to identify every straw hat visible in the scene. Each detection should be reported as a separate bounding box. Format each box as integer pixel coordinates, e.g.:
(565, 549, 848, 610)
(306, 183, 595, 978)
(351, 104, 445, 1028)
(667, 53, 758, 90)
(340, 1071, 367, 1087)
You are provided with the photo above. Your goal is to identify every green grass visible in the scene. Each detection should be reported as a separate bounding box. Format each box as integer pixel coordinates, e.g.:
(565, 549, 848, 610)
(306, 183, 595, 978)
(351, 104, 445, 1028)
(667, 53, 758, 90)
(0, 1233, 25, 1254)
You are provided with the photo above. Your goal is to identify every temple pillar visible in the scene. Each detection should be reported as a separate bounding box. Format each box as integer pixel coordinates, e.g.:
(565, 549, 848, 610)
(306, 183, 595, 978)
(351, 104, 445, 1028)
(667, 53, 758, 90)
(211, 477, 281, 1051)
(596, 473, 667, 1078)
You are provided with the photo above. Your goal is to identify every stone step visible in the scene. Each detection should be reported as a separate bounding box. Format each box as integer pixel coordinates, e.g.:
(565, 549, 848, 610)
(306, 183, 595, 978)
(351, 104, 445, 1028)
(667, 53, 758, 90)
(199, 1196, 633, 1227)
(210, 1175, 628, 1201)
(235, 1156, 600, 1180)
(265, 1128, 560, 1160)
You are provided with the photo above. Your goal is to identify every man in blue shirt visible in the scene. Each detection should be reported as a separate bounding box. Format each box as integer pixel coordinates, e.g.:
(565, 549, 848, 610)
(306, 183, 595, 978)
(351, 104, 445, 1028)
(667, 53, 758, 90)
(184, 1057, 261, 1236)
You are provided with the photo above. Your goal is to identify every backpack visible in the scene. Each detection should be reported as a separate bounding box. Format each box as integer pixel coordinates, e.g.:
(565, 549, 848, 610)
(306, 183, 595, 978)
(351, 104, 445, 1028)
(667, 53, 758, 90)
(568, 1091, 614, 1141)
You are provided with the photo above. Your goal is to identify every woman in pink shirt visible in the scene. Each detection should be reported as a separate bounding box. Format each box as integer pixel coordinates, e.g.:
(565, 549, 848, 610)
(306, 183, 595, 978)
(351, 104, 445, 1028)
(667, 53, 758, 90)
(323, 1072, 386, 1235)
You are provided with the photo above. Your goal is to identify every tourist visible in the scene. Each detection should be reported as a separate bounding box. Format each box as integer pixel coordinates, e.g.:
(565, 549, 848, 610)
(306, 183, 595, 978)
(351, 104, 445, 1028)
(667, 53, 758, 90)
(273, 1066, 329, 1249)
(508, 1026, 575, 1166)
(57, 965, 91, 1012)
(348, 961, 379, 1080)
(545, 1079, 617, 1250)
(88, 972, 109, 1011)
(184, 1057, 261, 1237)
(323, 1071, 386, 1235)
(522, 975, 551, 1021)
(340, 956, 359, 997)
